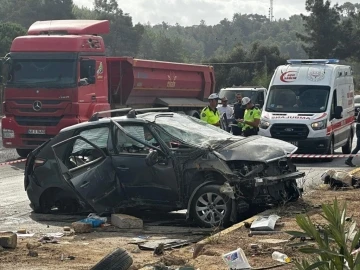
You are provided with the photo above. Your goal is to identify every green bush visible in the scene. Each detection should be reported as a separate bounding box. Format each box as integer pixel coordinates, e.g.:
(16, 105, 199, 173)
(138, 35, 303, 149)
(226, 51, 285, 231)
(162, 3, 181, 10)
(286, 198, 360, 270)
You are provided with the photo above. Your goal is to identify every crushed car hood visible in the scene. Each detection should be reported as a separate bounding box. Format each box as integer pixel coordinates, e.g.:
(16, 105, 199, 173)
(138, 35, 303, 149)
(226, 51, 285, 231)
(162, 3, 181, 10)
(215, 135, 297, 163)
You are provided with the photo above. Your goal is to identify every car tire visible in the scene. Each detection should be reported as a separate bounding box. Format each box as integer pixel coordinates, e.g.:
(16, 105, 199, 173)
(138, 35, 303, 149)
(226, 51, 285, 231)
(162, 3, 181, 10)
(190, 185, 232, 228)
(342, 132, 353, 154)
(16, 149, 32, 158)
(91, 248, 133, 270)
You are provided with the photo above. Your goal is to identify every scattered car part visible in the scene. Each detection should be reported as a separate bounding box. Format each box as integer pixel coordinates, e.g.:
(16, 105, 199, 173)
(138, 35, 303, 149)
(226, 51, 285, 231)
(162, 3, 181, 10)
(91, 248, 133, 270)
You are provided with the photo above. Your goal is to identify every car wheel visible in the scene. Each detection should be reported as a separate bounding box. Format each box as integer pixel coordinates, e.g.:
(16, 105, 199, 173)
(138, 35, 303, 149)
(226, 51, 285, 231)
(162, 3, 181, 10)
(39, 190, 79, 214)
(16, 148, 32, 158)
(91, 248, 133, 270)
(342, 132, 353, 154)
(190, 185, 232, 228)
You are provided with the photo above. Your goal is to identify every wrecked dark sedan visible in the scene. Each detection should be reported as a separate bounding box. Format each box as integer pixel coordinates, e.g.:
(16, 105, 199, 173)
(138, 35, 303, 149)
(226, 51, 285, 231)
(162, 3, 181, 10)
(24, 112, 304, 228)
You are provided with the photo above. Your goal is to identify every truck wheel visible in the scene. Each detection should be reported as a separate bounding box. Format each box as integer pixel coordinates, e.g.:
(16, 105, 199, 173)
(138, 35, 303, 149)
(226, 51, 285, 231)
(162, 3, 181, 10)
(190, 185, 232, 228)
(16, 149, 32, 158)
(186, 110, 200, 119)
(91, 248, 133, 270)
(342, 132, 353, 154)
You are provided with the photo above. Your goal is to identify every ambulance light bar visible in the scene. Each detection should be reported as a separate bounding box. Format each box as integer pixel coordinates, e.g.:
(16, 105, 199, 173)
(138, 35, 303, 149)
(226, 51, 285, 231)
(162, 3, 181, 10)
(287, 59, 339, 64)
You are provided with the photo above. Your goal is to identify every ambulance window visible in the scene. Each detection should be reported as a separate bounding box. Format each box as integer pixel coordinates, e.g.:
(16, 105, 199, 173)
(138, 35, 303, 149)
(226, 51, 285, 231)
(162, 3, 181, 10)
(331, 90, 337, 117)
(258, 91, 265, 106)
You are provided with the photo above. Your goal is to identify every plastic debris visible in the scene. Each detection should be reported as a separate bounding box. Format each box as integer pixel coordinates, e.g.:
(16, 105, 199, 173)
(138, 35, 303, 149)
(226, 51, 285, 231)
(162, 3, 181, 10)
(250, 215, 280, 231)
(222, 248, 251, 269)
(272, 251, 291, 263)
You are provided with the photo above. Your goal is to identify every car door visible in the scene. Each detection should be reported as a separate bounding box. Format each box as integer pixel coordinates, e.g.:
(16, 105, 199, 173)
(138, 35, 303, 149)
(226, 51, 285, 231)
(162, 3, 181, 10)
(51, 135, 122, 214)
(109, 120, 180, 206)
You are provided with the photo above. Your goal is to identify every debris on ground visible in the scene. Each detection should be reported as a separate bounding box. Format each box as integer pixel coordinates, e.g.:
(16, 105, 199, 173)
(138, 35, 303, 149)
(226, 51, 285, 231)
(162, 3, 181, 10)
(78, 213, 107, 228)
(250, 215, 280, 231)
(322, 169, 360, 188)
(27, 250, 39, 257)
(140, 239, 193, 251)
(111, 213, 143, 229)
(38, 236, 59, 244)
(72, 221, 93, 234)
(222, 248, 251, 269)
(26, 242, 41, 249)
(0, 231, 17, 248)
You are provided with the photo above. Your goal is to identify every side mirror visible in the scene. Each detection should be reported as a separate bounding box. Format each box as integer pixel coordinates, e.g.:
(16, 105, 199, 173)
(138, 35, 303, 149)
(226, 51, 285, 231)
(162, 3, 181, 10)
(334, 106, 343, 119)
(145, 150, 159, 166)
(78, 78, 89, 86)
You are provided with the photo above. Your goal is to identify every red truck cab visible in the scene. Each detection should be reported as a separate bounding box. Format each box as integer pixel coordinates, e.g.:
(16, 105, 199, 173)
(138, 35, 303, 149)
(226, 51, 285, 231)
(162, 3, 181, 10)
(1, 20, 215, 158)
(2, 20, 112, 157)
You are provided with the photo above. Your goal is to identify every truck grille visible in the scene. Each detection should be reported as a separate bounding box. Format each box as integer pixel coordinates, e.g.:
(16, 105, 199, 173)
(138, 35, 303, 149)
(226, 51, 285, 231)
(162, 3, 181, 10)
(21, 134, 53, 146)
(270, 124, 309, 140)
(15, 116, 62, 126)
(15, 100, 62, 105)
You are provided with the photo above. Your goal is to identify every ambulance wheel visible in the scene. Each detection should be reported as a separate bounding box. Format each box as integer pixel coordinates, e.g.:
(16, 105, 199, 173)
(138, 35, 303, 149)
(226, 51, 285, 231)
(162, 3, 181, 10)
(342, 132, 353, 154)
(324, 138, 334, 162)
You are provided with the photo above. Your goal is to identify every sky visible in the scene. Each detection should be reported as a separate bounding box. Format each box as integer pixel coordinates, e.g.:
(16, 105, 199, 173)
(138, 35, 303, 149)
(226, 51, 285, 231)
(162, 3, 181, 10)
(73, 0, 359, 26)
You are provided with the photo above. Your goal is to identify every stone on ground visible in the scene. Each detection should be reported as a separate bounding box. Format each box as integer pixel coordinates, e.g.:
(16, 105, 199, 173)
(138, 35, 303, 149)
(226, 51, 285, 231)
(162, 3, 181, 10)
(111, 214, 143, 229)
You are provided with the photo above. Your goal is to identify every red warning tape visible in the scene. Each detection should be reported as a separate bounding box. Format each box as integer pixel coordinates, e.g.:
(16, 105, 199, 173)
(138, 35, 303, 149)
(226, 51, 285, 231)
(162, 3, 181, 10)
(0, 158, 27, 166)
(288, 154, 360, 158)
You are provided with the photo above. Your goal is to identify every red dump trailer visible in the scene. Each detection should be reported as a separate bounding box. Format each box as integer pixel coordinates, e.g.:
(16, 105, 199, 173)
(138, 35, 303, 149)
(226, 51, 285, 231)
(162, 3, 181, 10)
(0, 20, 215, 157)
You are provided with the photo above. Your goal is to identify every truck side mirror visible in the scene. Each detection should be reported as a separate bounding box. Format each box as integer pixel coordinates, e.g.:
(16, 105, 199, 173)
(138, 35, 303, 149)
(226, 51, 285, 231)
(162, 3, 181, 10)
(334, 106, 343, 119)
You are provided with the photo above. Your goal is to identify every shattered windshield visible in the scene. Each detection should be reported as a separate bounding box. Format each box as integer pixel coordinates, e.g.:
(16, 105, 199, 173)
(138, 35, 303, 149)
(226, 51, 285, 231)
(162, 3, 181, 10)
(141, 113, 240, 148)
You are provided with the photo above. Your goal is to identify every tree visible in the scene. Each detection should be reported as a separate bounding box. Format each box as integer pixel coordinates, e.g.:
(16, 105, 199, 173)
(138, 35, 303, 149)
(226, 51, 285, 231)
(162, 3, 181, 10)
(0, 22, 27, 56)
(0, 0, 75, 28)
(296, 0, 341, 58)
(94, 0, 144, 56)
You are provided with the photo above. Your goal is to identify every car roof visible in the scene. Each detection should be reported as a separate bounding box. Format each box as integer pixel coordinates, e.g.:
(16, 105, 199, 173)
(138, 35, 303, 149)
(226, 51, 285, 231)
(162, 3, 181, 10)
(59, 112, 177, 133)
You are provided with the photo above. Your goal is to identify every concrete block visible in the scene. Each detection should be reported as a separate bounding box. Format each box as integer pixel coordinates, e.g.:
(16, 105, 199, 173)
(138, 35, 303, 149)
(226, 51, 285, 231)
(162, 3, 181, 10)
(111, 214, 143, 229)
(71, 222, 92, 234)
(0, 232, 17, 248)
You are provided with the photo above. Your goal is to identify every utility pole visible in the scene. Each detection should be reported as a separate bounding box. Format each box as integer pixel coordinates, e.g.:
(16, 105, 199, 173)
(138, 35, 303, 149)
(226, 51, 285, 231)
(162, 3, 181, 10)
(269, 0, 274, 21)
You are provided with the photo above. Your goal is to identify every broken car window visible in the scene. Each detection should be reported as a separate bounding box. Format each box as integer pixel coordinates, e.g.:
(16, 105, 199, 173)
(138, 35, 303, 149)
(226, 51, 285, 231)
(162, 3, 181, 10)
(72, 127, 109, 153)
(116, 125, 159, 154)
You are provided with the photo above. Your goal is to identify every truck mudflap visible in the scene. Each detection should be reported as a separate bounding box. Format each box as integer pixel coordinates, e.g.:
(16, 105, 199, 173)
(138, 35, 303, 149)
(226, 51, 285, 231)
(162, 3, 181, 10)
(255, 171, 305, 186)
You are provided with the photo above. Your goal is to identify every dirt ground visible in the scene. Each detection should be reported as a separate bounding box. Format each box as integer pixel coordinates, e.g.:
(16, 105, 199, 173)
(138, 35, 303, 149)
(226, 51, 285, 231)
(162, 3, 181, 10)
(1, 185, 360, 270)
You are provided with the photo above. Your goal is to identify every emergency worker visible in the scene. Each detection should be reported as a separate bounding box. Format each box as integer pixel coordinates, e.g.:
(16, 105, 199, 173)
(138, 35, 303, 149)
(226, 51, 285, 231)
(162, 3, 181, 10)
(237, 97, 261, 137)
(200, 93, 221, 126)
(232, 94, 245, 135)
(345, 112, 360, 167)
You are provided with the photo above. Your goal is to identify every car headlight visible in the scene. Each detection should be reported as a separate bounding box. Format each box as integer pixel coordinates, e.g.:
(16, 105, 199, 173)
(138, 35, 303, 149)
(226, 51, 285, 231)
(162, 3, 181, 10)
(2, 129, 14, 138)
(311, 119, 327, 130)
(260, 119, 270, 129)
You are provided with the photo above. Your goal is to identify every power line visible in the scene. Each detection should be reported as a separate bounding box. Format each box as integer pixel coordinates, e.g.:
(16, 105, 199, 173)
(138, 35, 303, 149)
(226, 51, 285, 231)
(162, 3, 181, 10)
(201, 61, 263, 65)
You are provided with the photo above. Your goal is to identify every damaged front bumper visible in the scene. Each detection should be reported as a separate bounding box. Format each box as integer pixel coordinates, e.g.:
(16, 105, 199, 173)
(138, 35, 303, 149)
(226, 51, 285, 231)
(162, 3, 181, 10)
(253, 171, 305, 186)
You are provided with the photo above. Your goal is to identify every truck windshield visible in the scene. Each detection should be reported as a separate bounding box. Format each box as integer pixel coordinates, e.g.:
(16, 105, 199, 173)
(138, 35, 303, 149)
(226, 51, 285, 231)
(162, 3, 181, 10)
(218, 90, 258, 104)
(265, 85, 330, 113)
(8, 59, 77, 88)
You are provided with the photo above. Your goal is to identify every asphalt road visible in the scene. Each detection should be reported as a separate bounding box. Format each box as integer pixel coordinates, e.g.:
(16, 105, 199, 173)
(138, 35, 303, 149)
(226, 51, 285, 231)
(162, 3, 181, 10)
(0, 129, 357, 232)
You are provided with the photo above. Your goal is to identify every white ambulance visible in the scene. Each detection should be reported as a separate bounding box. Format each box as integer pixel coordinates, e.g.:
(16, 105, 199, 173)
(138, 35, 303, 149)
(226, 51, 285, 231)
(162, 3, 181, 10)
(258, 59, 355, 157)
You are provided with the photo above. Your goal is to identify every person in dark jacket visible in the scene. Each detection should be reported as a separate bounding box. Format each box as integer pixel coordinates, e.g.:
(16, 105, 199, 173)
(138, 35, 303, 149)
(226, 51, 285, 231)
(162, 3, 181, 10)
(232, 93, 245, 135)
(345, 113, 360, 167)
